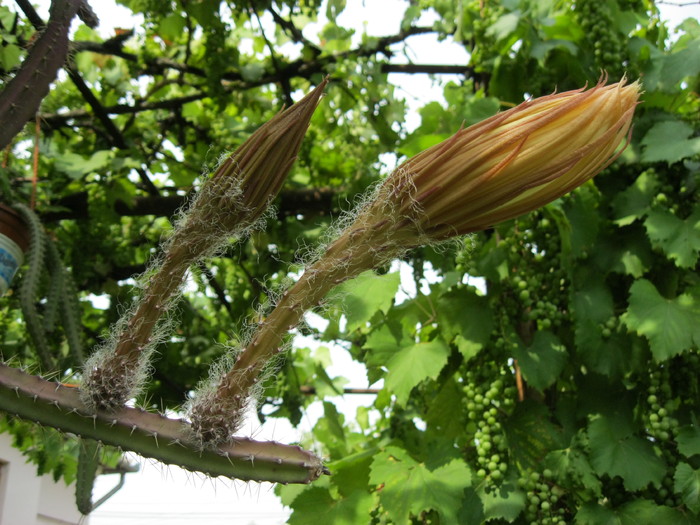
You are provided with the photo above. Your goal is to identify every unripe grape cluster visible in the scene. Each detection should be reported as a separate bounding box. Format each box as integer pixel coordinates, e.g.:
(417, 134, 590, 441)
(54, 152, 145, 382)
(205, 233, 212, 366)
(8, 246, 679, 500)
(574, 0, 627, 75)
(466, 0, 505, 69)
(652, 164, 696, 218)
(462, 362, 517, 481)
(517, 469, 569, 525)
(639, 353, 700, 507)
(495, 213, 571, 335)
(644, 367, 678, 443)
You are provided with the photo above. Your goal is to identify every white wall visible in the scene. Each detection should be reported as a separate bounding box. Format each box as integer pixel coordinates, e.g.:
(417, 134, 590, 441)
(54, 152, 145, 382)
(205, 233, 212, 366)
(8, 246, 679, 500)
(0, 432, 86, 525)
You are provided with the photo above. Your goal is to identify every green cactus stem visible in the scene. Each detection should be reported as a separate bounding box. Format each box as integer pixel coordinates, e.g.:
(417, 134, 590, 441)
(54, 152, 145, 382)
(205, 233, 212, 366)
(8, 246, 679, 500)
(14, 204, 55, 371)
(13, 203, 84, 369)
(75, 438, 100, 515)
(57, 261, 84, 364)
(0, 363, 328, 484)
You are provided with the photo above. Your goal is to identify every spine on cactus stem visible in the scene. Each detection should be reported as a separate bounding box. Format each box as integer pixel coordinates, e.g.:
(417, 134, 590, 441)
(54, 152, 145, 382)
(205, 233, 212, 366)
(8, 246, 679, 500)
(188, 76, 641, 446)
(82, 78, 329, 412)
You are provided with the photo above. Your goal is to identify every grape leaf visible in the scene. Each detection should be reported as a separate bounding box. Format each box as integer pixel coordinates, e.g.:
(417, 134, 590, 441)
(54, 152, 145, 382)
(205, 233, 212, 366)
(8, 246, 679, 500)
(573, 279, 614, 324)
(54, 150, 112, 179)
(288, 486, 377, 525)
(158, 13, 187, 42)
(576, 500, 691, 525)
(369, 447, 472, 525)
(487, 12, 520, 41)
(364, 324, 401, 369)
(641, 120, 700, 164)
(575, 502, 619, 525)
(576, 327, 646, 379)
(588, 414, 666, 491)
(505, 401, 565, 470)
(661, 36, 700, 89)
(477, 480, 526, 523)
(458, 488, 485, 525)
(436, 288, 492, 357)
(564, 185, 601, 258)
(545, 448, 602, 498)
(606, 228, 653, 278)
(612, 170, 659, 226)
(0, 43, 21, 70)
(328, 448, 377, 498)
(313, 402, 347, 457)
(385, 340, 451, 405)
(329, 270, 400, 332)
(512, 331, 567, 391)
(617, 499, 693, 525)
(622, 279, 700, 361)
(675, 462, 700, 514)
(572, 280, 624, 376)
(424, 377, 466, 439)
(644, 208, 700, 268)
(677, 425, 700, 458)
(326, 0, 347, 20)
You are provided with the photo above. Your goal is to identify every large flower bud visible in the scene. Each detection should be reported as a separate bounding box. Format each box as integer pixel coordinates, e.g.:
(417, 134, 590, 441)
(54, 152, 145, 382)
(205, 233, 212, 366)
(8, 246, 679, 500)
(388, 77, 640, 239)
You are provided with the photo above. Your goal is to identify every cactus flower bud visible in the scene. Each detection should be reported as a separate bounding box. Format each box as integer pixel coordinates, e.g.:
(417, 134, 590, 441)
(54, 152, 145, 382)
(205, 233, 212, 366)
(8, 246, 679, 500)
(83, 79, 328, 411)
(376, 77, 641, 241)
(174, 76, 329, 253)
(313, 77, 641, 287)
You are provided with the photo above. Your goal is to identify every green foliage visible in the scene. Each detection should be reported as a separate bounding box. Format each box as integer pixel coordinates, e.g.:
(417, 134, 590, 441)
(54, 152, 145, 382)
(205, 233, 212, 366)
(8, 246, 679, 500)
(587, 413, 665, 491)
(623, 279, 700, 360)
(1, 0, 699, 522)
(369, 447, 472, 525)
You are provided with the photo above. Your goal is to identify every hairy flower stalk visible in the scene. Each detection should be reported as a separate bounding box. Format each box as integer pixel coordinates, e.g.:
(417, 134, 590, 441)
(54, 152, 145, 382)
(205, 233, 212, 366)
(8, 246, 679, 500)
(83, 78, 328, 411)
(188, 77, 640, 445)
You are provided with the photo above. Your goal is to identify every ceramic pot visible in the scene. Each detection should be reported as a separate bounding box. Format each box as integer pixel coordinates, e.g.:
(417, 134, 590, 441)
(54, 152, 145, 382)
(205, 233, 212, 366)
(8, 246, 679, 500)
(0, 203, 30, 296)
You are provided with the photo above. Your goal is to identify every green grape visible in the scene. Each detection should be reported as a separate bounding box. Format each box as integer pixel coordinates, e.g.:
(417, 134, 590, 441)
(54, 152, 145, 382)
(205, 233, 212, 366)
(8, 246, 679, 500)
(518, 466, 570, 524)
(574, 0, 628, 76)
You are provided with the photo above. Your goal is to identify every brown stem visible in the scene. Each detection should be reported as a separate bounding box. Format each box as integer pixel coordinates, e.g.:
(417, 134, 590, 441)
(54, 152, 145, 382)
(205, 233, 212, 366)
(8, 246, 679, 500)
(191, 202, 416, 443)
(514, 359, 525, 402)
(113, 245, 193, 361)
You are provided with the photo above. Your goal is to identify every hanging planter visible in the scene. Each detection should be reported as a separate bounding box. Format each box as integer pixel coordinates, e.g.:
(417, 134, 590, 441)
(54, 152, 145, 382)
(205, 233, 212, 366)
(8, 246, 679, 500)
(0, 203, 29, 297)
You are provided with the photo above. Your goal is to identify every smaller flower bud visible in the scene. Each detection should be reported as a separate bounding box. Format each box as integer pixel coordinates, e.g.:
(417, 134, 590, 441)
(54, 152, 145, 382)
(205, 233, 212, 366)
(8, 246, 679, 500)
(176, 77, 329, 252)
(83, 80, 328, 412)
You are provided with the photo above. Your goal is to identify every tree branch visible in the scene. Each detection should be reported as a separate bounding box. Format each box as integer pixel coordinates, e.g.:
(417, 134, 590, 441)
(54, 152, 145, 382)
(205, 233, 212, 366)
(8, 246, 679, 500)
(41, 187, 338, 222)
(37, 62, 475, 127)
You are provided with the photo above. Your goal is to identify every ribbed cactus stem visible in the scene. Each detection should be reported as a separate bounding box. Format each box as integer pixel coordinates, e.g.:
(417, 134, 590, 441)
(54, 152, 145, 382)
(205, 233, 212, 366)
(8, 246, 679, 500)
(14, 203, 84, 369)
(75, 438, 100, 515)
(0, 0, 84, 149)
(14, 204, 55, 371)
(0, 363, 327, 484)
